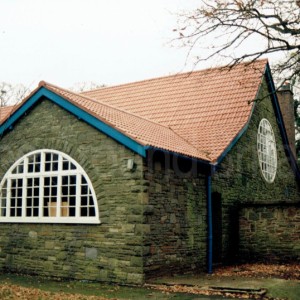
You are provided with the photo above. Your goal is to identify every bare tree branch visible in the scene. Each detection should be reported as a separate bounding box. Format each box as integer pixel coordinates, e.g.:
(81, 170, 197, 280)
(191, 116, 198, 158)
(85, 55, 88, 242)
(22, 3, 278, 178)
(174, 0, 300, 84)
(0, 83, 30, 107)
(174, 0, 300, 159)
(69, 81, 106, 93)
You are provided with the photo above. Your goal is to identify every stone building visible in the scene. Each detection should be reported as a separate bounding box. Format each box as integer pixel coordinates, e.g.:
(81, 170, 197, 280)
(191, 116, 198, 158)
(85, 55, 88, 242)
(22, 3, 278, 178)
(0, 59, 299, 284)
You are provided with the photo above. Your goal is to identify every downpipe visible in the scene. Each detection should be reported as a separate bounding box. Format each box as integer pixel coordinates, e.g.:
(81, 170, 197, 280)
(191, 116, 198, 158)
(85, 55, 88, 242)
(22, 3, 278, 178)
(207, 174, 213, 274)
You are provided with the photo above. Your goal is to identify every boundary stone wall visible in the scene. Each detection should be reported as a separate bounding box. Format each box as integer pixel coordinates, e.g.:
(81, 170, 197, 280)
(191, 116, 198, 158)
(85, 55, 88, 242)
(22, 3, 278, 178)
(239, 205, 300, 262)
(212, 78, 300, 263)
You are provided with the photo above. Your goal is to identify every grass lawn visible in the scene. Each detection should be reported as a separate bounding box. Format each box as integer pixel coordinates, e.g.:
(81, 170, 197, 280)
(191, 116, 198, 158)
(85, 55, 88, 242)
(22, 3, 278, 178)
(0, 264, 299, 299)
(0, 273, 200, 300)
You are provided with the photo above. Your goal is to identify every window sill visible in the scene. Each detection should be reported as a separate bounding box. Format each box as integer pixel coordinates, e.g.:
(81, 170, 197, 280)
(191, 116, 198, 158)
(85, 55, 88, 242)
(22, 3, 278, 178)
(0, 217, 101, 224)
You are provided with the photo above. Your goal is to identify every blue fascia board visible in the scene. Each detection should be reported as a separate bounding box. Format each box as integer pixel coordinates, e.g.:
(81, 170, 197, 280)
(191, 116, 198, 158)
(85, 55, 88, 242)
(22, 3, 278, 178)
(0, 87, 146, 158)
(0, 88, 45, 135)
(216, 63, 300, 180)
(216, 103, 256, 166)
(264, 63, 300, 180)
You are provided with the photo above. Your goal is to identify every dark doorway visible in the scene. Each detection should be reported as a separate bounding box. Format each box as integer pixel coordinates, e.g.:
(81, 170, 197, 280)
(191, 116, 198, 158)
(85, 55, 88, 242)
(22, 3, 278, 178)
(212, 192, 222, 264)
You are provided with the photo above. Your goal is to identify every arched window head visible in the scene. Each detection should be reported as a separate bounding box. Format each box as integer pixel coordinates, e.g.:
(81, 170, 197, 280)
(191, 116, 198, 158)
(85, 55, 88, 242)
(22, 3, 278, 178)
(257, 119, 277, 183)
(0, 149, 100, 224)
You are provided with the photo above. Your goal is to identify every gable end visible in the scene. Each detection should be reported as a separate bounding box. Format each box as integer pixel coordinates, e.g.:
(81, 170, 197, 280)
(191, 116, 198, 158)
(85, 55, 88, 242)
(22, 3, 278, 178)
(0, 87, 146, 158)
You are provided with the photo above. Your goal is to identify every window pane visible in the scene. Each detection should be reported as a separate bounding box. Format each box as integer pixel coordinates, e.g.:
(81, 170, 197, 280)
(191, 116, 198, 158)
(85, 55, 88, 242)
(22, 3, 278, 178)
(0, 149, 98, 223)
(257, 119, 277, 183)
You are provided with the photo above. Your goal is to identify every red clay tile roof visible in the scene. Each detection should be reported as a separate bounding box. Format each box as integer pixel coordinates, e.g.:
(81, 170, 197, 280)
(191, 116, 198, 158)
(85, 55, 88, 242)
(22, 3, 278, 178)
(0, 59, 267, 162)
(41, 82, 207, 160)
(0, 105, 15, 124)
(82, 59, 267, 162)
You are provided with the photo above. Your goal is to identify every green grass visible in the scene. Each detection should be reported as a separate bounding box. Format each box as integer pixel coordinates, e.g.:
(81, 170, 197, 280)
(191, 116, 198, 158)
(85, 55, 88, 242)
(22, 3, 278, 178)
(0, 273, 198, 300)
(0, 272, 299, 300)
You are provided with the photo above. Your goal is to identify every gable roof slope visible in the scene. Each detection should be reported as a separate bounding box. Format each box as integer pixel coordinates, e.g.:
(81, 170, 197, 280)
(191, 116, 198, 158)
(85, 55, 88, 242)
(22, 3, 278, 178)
(82, 59, 267, 161)
(0, 59, 268, 163)
(0, 105, 15, 124)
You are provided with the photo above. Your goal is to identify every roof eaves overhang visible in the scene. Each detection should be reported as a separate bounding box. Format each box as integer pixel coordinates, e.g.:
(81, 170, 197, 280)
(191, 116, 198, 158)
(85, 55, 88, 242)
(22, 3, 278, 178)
(215, 86, 260, 167)
(0, 86, 147, 158)
(265, 62, 300, 180)
(145, 145, 215, 175)
(214, 109, 255, 167)
(214, 62, 300, 180)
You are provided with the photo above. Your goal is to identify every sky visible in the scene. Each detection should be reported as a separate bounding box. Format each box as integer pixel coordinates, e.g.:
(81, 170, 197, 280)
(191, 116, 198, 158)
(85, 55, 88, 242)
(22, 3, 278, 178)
(1, 0, 285, 92)
(1, 0, 203, 90)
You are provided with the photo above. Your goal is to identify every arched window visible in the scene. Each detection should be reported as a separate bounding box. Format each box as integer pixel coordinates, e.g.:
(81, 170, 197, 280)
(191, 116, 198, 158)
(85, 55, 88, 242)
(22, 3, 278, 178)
(257, 118, 277, 183)
(0, 149, 100, 224)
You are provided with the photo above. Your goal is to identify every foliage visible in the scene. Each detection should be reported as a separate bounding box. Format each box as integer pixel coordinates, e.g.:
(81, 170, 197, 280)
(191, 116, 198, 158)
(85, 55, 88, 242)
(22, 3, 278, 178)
(70, 81, 106, 93)
(295, 98, 300, 161)
(291, 77, 300, 161)
(175, 0, 300, 160)
(0, 82, 30, 107)
(174, 0, 300, 84)
(0, 81, 106, 107)
(213, 263, 300, 280)
(0, 273, 192, 300)
(0, 284, 109, 300)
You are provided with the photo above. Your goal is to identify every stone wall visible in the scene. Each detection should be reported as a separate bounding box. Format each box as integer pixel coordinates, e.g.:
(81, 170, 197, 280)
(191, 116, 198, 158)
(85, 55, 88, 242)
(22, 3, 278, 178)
(239, 205, 300, 262)
(143, 152, 208, 278)
(212, 78, 300, 263)
(0, 99, 146, 284)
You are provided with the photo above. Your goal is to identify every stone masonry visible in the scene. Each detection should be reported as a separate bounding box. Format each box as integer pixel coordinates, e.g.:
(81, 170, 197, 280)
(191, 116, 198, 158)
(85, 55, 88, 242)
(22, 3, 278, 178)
(0, 74, 299, 283)
(212, 78, 300, 264)
(239, 205, 300, 262)
(143, 153, 208, 278)
(0, 99, 146, 284)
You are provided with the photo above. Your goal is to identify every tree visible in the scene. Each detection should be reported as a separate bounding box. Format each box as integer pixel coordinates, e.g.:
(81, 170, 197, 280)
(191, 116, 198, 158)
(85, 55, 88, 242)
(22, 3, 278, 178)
(0, 82, 30, 107)
(174, 0, 300, 84)
(70, 81, 106, 93)
(292, 79, 300, 163)
(294, 94, 300, 162)
(174, 0, 300, 161)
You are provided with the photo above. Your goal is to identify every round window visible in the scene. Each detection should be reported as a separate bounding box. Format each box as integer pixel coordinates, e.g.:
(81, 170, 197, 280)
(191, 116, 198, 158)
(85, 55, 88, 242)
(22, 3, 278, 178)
(257, 118, 277, 183)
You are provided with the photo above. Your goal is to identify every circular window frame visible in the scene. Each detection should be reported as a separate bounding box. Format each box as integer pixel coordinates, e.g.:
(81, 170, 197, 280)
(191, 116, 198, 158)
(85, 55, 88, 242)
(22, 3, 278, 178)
(257, 118, 277, 183)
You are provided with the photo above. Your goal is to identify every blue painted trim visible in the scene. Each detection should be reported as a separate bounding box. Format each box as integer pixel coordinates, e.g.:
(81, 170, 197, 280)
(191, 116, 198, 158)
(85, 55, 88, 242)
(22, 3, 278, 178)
(217, 63, 300, 181)
(217, 104, 256, 165)
(0, 88, 45, 135)
(265, 63, 300, 180)
(207, 175, 213, 274)
(0, 87, 146, 158)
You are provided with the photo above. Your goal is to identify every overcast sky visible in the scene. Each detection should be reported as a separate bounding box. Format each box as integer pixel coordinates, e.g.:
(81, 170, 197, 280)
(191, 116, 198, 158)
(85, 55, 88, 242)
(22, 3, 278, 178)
(1, 0, 206, 89)
(2, 0, 284, 92)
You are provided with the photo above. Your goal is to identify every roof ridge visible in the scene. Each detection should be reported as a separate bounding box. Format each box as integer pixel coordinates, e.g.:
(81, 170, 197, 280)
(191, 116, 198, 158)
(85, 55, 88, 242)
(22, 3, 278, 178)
(81, 58, 268, 94)
(41, 81, 178, 131)
(40, 81, 209, 160)
(40, 81, 105, 106)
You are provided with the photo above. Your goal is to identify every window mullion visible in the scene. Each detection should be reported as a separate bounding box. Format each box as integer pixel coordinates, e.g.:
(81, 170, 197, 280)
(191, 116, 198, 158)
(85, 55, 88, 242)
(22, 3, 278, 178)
(56, 155, 63, 217)
(24, 157, 28, 174)
(75, 174, 81, 218)
(21, 176, 27, 218)
(39, 152, 45, 217)
(22, 155, 29, 218)
(6, 179, 11, 217)
(0, 149, 99, 223)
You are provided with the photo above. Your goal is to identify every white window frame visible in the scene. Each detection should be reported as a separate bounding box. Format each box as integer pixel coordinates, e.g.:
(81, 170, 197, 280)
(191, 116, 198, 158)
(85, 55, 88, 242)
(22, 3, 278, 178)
(257, 118, 277, 183)
(0, 149, 100, 224)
